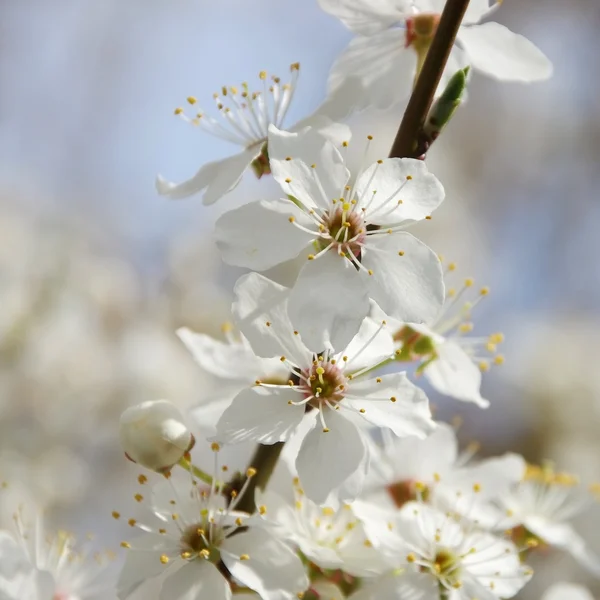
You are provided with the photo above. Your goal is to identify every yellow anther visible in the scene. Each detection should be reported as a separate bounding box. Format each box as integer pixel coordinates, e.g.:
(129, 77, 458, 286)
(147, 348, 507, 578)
(138, 474, 148, 485)
(235, 517, 244, 526)
(390, 396, 397, 403)
(342, 202, 351, 211)
(398, 250, 405, 256)
(290, 62, 300, 71)
(448, 262, 457, 271)
(174, 107, 184, 115)
(464, 278, 474, 287)
(259, 505, 267, 515)
(459, 323, 474, 333)
(134, 494, 143, 502)
(486, 342, 497, 352)
(181, 551, 192, 559)
(160, 554, 169, 564)
(200, 549, 210, 559)
(280, 356, 287, 362)
(240, 553, 250, 560)
(368, 269, 373, 275)
(120, 541, 131, 549)
(526, 538, 539, 548)
(359, 408, 366, 413)
(406, 175, 413, 180)
(112, 511, 120, 520)
(407, 552, 417, 563)
(259, 71, 267, 80)
(367, 135, 373, 140)
(128, 519, 136, 527)
(342, 141, 349, 147)
(377, 159, 383, 164)
(494, 355, 505, 366)
(307, 254, 315, 260)
(479, 361, 490, 372)
(322, 428, 330, 433)
(433, 473, 441, 482)
(288, 216, 295, 223)
(473, 483, 482, 493)
(425, 215, 432, 220)
(480, 286, 490, 296)
(187, 96, 197, 105)
(285, 178, 292, 183)
(246, 467, 257, 477)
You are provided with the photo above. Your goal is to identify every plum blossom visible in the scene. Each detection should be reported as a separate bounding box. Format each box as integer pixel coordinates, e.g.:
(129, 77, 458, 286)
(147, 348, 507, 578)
(257, 475, 386, 577)
(177, 325, 289, 438)
(497, 464, 600, 577)
(360, 422, 525, 524)
(353, 501, 531, 599)
(0, 507, 117, 600)
(116, 449, 308, 600)
(215, 126, 445, 346)
(374, 268, 505, 407)
(213, 273, 435, 503)
(156, 64, 351, 205)
(319, 0, 553, 111)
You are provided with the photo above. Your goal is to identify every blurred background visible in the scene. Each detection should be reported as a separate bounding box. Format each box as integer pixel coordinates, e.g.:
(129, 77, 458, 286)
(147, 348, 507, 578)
(0, 0, 599, 596)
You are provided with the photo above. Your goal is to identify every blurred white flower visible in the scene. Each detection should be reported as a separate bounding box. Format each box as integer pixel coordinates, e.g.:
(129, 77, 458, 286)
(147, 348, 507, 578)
(258, 476, 386, 577)
(361, 421, 525, 525)
(542, 582, 594, 600)
(156, 64, 351, 205)
(320, 0, 553, 111)
(116, 451, 308, 600)
(216, 125, 445, 339)
(0, 506, 117, 600)
(498, 464, 600, 578)
(119, 400, 195, 473)
(373, 268, 505, 407)
(214, 272, 434, 503)
(354, 501, 531, 599)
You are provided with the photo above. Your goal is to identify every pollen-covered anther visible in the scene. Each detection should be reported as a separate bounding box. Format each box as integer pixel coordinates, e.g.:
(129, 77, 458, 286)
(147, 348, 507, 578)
(246, 468, 257, 478)
(160, 554, 169, 564)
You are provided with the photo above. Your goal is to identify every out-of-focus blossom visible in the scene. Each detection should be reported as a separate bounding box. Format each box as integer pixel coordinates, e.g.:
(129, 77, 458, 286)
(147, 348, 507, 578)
(320, 0, 553, 111)
(542, 582, 594, 600)
(156, 64, 351, 205)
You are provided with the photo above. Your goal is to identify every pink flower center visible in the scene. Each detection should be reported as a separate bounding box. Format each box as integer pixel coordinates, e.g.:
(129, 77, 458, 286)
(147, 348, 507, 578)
(322, 205, 366, 259)
(300, 358, 346, 407)
(405, 13, 441, 49)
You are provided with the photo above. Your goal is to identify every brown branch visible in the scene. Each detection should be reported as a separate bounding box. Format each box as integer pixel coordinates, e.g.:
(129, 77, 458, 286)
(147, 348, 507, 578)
(234, 442, 285, 513)
(389, 0, 471, 159)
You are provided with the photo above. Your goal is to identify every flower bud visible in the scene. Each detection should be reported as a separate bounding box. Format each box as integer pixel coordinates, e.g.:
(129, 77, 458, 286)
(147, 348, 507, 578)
(119, 400, 195, 472)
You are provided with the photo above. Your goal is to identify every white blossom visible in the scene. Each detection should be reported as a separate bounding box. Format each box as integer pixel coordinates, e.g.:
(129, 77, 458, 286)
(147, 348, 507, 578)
(354, 501, 531, 599)
(156, 64, 351, 205)
(360, 422, 525, 525)
(215, 125, 445, 343)
(319, 0, 553, 111)
(116, 449, 308, 600)
(496, 465, 600, 577)
(213, 272, 435, 503)
(119, 400, 195, 473)
(0, 507, 117, 600)
(542, 582, 594, 600)
(177, 325, 289, 438)
(258, 476, 387, 577)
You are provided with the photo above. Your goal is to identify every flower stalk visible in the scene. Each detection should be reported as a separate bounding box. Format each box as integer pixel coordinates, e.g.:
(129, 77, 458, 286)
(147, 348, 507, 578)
(389, 0, 472, 159)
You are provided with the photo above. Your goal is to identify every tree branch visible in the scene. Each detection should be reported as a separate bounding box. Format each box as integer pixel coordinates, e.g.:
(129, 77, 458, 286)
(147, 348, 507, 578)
(389, 0, 471, 159)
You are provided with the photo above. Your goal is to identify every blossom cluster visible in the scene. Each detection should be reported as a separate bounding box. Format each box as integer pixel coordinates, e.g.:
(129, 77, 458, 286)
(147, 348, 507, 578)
(1, 1, 598, 599)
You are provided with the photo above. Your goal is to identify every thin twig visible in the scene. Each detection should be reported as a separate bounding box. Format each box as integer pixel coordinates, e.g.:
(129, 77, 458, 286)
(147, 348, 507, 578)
(389, 0, 471, 159)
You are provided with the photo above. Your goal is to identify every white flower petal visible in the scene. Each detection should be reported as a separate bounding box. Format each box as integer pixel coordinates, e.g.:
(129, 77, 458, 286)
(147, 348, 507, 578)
(213, 386, 305, 444)
(318, 0, 409, 35)
(347, 372, 434, 438)
(232, 273, 312, 366)
(221, 529, 308, 600)
(356, 159, 444, 226)
(424, 339, 489, 407)
(525, 519, 600, 577)
(458, 22, 553, 82)
(296, 410, 366, 503)
(176, 328, 264, 381)
(156, 149, 255, 205)
(328, 29, 416, 111)
(159, 561, 230, 600)
(215, 200, 313, 271)
(117, 535, 170, 597)
(361, 232, 444, 323)
(342, 314, 394, 374)
(311, 581, 346, 600)
(268, 125, 350, 212)
(291, 114, 351, 147)
(543, 583, 594, 600)
(288, 252, 369, 352)
(411, 0, 498, 24)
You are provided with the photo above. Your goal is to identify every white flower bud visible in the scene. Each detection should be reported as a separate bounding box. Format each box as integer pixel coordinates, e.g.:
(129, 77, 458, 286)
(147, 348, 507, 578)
(119, 400, 194, 472)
